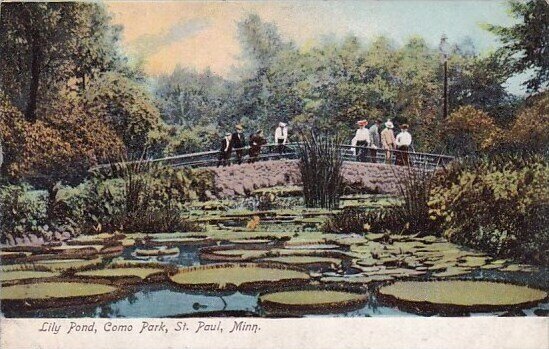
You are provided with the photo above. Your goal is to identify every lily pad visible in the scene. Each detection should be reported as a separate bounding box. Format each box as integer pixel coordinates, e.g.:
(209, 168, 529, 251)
(169, 263, 310, 291)
(1, 271, 59, 284)
(433, 267, 472, 277)
(34, 258, 103, 272)
(377, 281, 548, 314)
(200, 248, 270, 262)
(260, 256, 341, 268)
(260, 290, 367, 315)
(76, 268, 165, 281)
(1, 281, 125, 309)
(320, 275, 394, 284)
(134, 247, 180, 257)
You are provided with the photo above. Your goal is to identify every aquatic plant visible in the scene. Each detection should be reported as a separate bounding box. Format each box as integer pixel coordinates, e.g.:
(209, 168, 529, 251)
(297, 132, 343, 210)
(377, 280, 548, 315)
(260, 290, 367, 315)
(1, 281, 126, 310)
(169, 263, 310, 291)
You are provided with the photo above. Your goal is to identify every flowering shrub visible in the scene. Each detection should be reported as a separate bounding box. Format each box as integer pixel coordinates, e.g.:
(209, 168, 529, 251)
(428, 155, 549, 266)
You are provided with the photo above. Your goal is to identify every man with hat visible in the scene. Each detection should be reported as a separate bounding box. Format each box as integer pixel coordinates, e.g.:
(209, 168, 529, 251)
(217, 132, 232, 167)
(351, 119, 371, 162)
(369, 119, 382, 163)
(231, 124, 246, 165)
(395, 124, 412, 166)
(249, 129, 267, 163)
(274, 122, 288, 155)
(381, 120, 396, 164)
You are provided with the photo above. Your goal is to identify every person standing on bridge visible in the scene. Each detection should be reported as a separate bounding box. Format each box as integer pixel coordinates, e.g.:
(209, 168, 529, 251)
(231, 124, 246, 165)
(381, 120, 396, 164)
(217, 132, 232, 167)
(395, 124, 412, 166)
(369, 119, 382, 163)
(351, 120, 370, 162)
(249, 129, 267, 163)
(275, 122, 288, 154)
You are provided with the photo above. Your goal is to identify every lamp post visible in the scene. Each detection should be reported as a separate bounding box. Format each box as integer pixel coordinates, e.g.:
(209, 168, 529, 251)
(439, 34, 450, 119)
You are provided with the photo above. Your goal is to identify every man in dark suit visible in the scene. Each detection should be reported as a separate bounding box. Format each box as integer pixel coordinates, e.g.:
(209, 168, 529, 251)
(249, 129, 266, 163)
(231, 124, 246, 164)
(217, 132, 232, 167)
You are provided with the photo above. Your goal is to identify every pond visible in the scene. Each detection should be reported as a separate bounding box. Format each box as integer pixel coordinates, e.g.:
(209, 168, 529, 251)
(1, 193, 548, 318)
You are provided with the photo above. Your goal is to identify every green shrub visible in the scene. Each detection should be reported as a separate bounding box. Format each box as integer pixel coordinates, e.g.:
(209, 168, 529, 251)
(0, 184, 49, 242)
(429, 155, 549, 266)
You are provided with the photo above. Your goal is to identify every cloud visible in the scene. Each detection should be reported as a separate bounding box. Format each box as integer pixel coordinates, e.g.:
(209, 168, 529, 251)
(129, 18, 211, 58)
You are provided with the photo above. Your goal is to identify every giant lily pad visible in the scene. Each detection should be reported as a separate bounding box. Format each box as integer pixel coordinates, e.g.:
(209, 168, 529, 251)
(134, 247, 180, 257)
(76, 268, 165, 283)
(260, 290, 367, 315)
(1, 281, 125, 309)
(1, 271, 59, 285)
(377, 281, 548, 314)
(34, 258, 103, 272)
(169, 263, 310, 291)
(199, 247, 270, 262)
(260, 256, 341, 268)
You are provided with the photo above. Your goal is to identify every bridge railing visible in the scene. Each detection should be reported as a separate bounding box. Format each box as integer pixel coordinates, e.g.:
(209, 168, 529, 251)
(91, 142, 454, 172)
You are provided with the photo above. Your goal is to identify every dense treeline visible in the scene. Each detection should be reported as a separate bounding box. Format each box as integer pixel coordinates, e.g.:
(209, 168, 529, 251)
(1, 2, 547, 188)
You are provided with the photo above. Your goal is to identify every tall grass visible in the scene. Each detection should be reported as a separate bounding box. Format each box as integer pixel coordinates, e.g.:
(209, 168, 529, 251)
(323, 165, 439, 236)
(298, 132, 343, 209)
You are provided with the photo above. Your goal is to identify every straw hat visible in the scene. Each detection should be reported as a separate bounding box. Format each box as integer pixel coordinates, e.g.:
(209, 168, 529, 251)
(225, 132, 231, 136)
(279, 122, 287, 127)
(385, 121, 394, 129)
(236, 124, 243, 131)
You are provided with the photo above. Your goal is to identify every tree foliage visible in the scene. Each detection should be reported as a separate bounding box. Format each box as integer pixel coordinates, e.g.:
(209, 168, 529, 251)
(0, 2, 123, 121)
(485, 0, 549, 93)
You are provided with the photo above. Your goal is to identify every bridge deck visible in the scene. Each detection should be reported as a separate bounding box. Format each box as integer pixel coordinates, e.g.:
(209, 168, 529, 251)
(92, 143, 454, 172)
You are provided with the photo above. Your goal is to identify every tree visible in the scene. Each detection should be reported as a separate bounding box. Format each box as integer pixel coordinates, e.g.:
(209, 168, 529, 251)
(84, 73, 162, 156)
(486, 0, 549, 93)
(0, 2, 123, 121)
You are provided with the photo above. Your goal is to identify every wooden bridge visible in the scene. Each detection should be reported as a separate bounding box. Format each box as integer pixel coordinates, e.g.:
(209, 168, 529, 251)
(93, 143, 454, 171)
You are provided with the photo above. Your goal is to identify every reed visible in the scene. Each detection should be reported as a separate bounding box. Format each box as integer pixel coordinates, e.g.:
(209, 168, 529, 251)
(298, 132, 343, 209)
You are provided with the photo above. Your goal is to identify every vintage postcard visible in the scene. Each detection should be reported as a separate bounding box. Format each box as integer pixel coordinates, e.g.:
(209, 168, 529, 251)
(0, 0, 547, 348)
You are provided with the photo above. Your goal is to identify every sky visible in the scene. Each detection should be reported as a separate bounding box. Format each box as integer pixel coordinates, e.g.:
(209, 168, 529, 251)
(105, 0, 526, 94)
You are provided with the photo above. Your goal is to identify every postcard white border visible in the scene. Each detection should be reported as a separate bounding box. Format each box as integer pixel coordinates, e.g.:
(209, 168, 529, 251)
(1, 317, 548, 349)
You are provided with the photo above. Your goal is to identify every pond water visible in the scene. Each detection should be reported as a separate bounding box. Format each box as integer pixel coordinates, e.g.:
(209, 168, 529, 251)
(4, 240, 548, 318)
(2, 193, 548, 318)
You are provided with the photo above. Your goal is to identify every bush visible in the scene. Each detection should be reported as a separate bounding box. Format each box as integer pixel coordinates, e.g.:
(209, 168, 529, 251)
(0, 184, 49, 242)
(505, 92, 549, 153)
(0, 93, 124, 187)
(440, 105, 503, 156)
(298, 133, 343, 209)
(428, 155, 549, 266)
